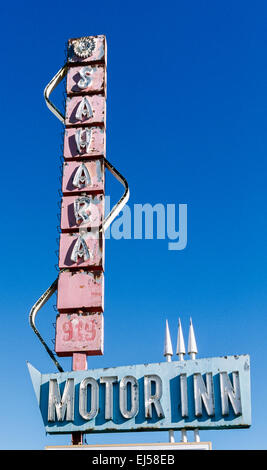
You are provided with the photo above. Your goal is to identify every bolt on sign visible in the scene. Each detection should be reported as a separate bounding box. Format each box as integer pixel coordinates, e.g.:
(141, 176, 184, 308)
(56, 35, 107, 359)
(27, 355, 251, 434)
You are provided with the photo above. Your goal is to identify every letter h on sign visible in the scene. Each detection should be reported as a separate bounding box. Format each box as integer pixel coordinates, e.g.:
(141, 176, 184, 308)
(55, 36, 107, 360)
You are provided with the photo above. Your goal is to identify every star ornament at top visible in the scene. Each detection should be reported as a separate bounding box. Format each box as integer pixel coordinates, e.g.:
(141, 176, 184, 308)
(73, 37, 96, 58)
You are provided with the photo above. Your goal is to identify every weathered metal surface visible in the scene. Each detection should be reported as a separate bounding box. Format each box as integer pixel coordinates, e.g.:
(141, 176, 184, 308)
(58, 231, 104, 269)
(72, 353, 88, 372)
(65, 95, 106, 127)
(27, 354, 251, 434)
(60, 194, 104, 232)
(55, 313, 104, 356)
(66, 65, 106, 95)
(54, 35, 107, 365)
(57, 270, 104, 313)
(63, 127, 106, 160)
(62, 159, 105, 195)
(68, 35, 107, 64)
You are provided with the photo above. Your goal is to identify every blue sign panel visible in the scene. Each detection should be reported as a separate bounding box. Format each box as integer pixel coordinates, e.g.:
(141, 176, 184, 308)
(27, 355, 251, 434)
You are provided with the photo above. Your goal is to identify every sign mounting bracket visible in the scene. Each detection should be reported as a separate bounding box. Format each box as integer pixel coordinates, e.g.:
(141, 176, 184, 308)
(29, 276, 64, 373)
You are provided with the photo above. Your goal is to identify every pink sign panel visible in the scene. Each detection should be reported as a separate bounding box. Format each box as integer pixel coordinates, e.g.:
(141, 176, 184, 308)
(63, 126, 105, 160)
(65, 95, 106, 126)
(66, 65, 106, 95)
(57, 270, 104, 313)
(62, 159, 105, 195)
(55, 313, 104, 356)
(54, 35, 108, 363)
(58, 231, 104, 270)
(60, 194, 104, 232)
(68, 35, 106, 64)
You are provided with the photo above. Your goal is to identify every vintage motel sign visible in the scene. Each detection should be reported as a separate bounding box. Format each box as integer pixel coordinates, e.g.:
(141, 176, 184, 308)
(55, 36, 107, 360)
(29, 35, 129, 373)
(29, 34, 129, 445)
(28, 36, 251, 446)
(28, 354, 251, 435)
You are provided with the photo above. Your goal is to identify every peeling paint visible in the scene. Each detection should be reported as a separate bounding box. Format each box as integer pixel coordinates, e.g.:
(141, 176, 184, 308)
(28, 355, 251, 435)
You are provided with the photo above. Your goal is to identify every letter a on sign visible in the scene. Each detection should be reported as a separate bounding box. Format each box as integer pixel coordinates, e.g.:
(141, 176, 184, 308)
(73, 163, 91, 189)
(75, 97, 93, 120)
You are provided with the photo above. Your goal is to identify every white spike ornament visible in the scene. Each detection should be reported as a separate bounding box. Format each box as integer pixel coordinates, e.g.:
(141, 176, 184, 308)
(176, 318, 186, 360)
(188, 317, 198, 359)
(164, 320, 173, 361)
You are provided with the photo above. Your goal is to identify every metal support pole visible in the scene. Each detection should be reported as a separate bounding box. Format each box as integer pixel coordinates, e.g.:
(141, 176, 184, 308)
(164, 320, 175, 443)
(71, 351, 87, 445)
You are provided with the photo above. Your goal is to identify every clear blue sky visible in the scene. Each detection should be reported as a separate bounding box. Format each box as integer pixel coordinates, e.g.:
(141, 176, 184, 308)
(1, 0, 267, 450)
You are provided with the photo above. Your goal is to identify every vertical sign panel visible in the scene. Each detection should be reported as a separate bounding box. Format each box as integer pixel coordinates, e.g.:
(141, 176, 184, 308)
(56, 35, 106, 357)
